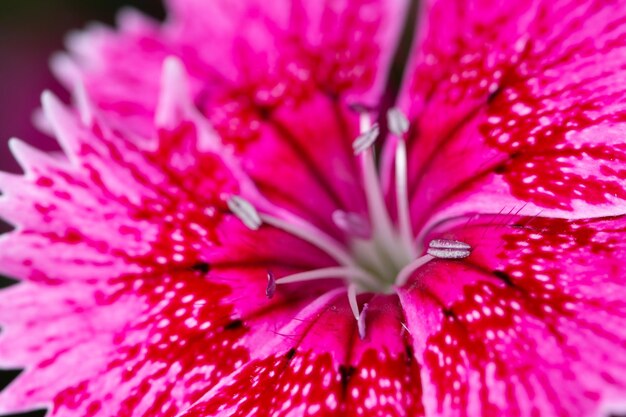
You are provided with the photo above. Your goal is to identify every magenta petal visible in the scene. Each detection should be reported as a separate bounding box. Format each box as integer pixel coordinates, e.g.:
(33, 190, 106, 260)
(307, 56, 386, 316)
(176, 292, 424, 417)
(233, 94, 367, 235)
(402, 0, 626, 233)
(397, 214, 626, 417)
(0, 85, 331, 415)
(53, 1, 411, 232)
(60, 0, 410, 116)
(0, 275, 250, 417)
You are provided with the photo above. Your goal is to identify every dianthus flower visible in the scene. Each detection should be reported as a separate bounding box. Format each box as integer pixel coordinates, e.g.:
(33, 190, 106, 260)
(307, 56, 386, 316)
(2, 1, 626, 416)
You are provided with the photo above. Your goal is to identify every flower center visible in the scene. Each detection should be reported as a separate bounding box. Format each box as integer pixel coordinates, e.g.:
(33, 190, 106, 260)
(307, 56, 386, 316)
(227, 107, 470, 338)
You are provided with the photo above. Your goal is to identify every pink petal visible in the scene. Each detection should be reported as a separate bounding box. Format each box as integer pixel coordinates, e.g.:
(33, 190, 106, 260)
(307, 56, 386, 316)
(0, 85, 334, 415)
(400, 0, 626, 234)
(5, 1, 626, 416)
(0, 274, 249, 416)
(52, 10, 167, 137)
(398, 213, 626, 416)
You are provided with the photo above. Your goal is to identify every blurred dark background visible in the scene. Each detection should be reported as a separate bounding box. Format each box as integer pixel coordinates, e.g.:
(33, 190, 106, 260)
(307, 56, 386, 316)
(0, 0, 165, 174)
(0, 1, 163, 416)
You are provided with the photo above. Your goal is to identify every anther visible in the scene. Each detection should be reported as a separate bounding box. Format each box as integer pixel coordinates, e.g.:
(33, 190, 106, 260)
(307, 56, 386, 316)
(266, 270, 276, 299)
(357, 302, 369, 340)
(353, 123, 380, 154)
(387, 107, 410, 136)
(227, 195, 262, 230)
(427, 239, 472, 259)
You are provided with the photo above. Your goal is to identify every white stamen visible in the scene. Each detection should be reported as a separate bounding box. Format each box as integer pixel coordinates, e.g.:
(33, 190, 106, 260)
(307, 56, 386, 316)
(353, 123, 380, 154)
(427, 239, 471, 259)
(275, 267, 379, 288)
(358, 112, 407, 267)
(361, 150, 407, 263)
(227, 195, 262, 230)
(395, 254, 434, 287)
(332, 210, 371, 239)
(358, 302, 369, 340)
(348, 283, 360, 321)
(385, 107, 414, 256)
(394, 134, 415, 257)
(387, 107, 410, 136)
(358, 110, 374, 134)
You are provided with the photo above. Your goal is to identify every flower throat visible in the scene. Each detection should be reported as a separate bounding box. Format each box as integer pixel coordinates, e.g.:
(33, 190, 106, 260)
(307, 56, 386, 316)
(227, 107, 470, 338)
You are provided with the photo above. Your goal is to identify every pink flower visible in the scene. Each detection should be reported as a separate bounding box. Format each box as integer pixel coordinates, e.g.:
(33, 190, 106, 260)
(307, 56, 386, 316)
(2, 0, 626, 416)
